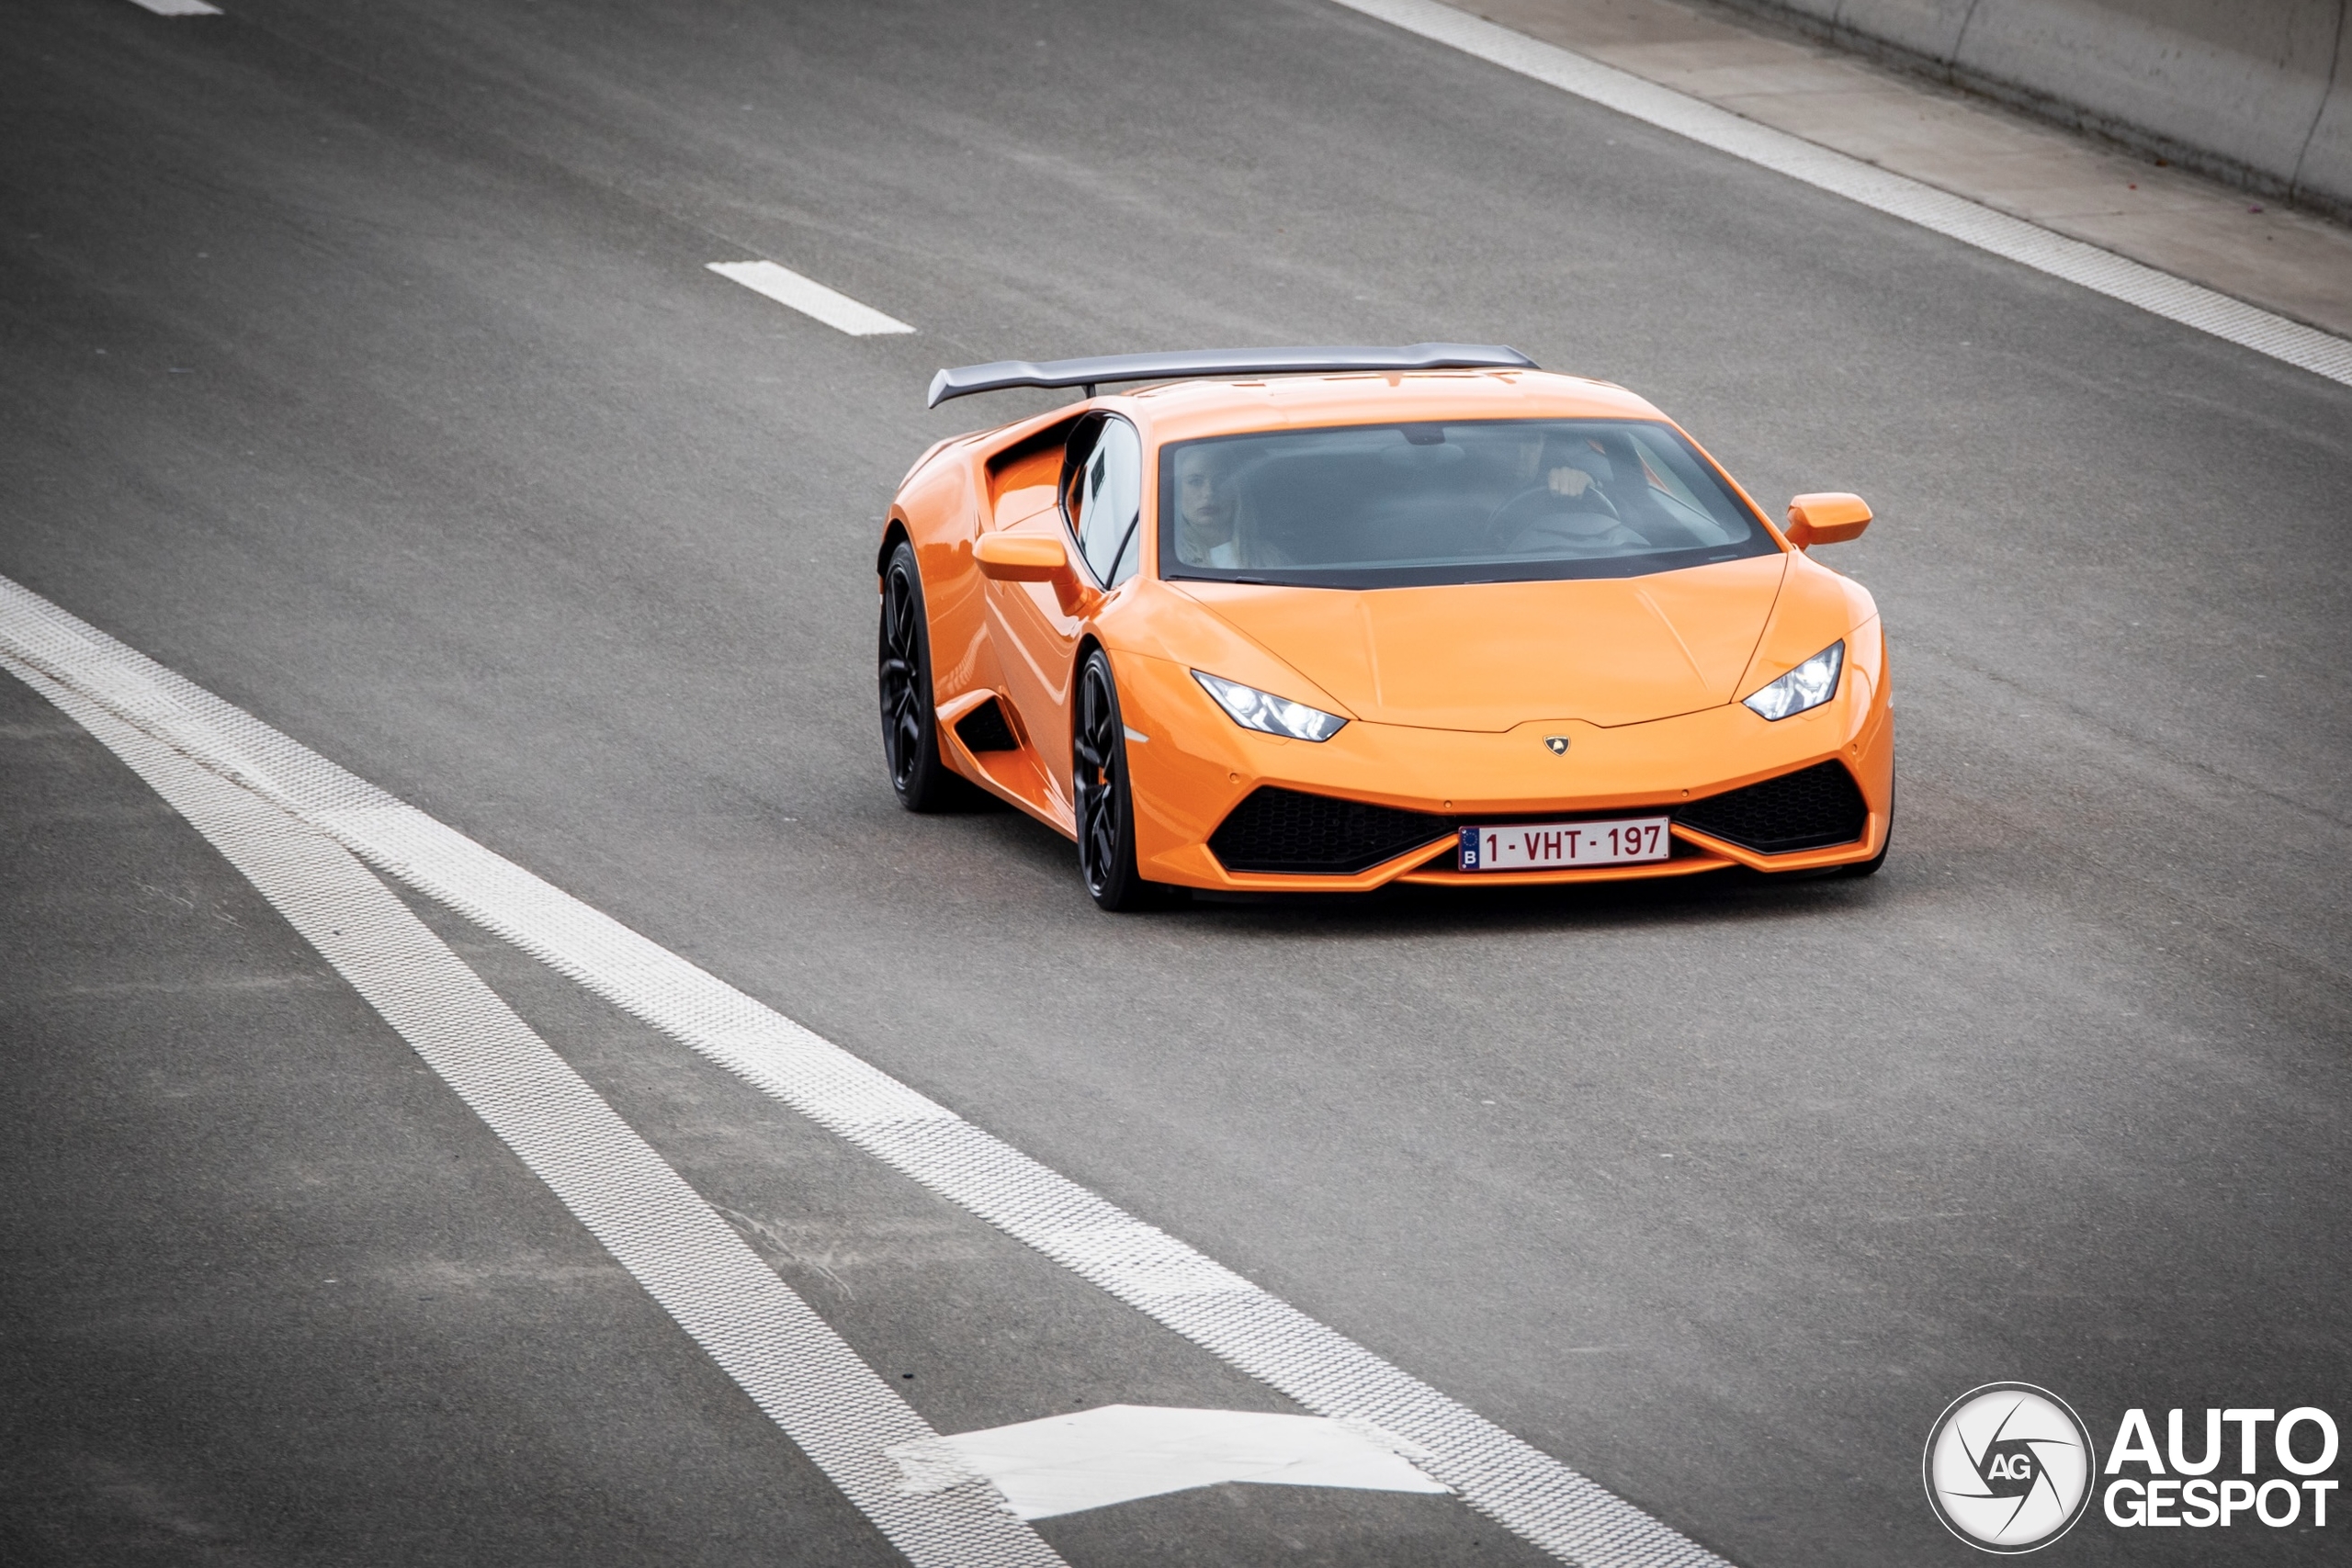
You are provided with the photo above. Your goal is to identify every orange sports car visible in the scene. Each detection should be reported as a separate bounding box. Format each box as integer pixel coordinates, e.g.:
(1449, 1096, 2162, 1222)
(878, 345, 1890, 909)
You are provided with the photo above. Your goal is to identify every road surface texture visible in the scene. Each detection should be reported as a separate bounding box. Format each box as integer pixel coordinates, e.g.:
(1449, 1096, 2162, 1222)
(2, 1, 2346, 1565)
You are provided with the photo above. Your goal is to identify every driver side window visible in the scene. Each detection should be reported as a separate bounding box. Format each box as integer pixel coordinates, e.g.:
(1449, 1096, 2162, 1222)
(1068, 417, 1144, 588)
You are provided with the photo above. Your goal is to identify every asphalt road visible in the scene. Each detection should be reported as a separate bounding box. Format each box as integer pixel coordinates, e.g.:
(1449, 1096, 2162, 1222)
(3, 1, 2347, 1564)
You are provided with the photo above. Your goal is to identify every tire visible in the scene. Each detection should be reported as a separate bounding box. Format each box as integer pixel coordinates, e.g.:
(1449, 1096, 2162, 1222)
(877, 540, 978, 812)
(1072, 649, 1176, 911)
(1838, 791, 1893, 878)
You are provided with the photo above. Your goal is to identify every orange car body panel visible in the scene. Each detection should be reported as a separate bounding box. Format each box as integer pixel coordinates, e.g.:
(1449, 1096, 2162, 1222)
(884, 368, 1893, 887)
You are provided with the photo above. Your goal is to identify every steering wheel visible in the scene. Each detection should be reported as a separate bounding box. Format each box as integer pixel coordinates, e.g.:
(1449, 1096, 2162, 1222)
(1483, 481, 1620, 551)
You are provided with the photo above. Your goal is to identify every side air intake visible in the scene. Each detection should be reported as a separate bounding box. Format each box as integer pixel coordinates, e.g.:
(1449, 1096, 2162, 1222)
(954, 698, 1021, 753)
(1675, 761, 1867, 853)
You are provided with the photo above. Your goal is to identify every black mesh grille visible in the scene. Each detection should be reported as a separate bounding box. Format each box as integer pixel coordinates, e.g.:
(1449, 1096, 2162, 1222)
(954, 698, 1020, 753)
(1208, 787, 1454, 874)
(1676, 760, 1867, 853)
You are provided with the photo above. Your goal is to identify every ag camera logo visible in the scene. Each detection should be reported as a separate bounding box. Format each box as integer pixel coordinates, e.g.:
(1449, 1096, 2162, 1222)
(1923, 1383, 2097, 1552)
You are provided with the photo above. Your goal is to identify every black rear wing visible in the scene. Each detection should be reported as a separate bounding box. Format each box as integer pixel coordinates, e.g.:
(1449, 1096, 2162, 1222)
(925, 343, 1537, 408)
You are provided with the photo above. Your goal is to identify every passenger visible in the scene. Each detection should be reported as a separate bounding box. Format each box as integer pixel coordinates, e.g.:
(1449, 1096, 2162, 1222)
(1173, 444, 1242, 568)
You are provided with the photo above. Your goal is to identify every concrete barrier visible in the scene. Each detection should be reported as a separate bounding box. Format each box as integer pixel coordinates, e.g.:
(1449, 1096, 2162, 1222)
(1721, 0, 2352, 217)
(2302, 10, 2352, 211)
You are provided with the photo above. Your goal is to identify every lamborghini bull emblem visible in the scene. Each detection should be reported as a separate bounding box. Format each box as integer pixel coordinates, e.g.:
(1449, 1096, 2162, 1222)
(1544, 736, 1570, 755)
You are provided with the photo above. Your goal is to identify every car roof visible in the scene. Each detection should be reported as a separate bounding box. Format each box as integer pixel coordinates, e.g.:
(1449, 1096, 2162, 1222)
(1108, 368, 1671, 445)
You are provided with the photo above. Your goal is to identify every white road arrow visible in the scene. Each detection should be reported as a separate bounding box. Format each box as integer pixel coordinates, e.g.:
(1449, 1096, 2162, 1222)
(889, 1404, 1452, 1520)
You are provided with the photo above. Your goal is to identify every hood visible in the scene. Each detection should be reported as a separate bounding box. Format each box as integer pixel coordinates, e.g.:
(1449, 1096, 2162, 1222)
(1175, 555, 1789, 730)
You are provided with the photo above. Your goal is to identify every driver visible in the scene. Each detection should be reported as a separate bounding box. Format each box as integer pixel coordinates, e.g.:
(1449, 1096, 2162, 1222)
(1508, 437, 1646, 553)
(1173, 444, 1242, 568)
(1544, 437, 1611, 502)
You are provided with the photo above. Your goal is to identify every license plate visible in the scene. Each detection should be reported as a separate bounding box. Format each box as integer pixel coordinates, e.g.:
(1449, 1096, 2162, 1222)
(1458, 816, 1672, 872)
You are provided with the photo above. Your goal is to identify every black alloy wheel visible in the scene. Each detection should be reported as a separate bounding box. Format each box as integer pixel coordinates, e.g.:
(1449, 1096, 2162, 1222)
(876, 540, 975, 812)
(1073, 649, 1171, 910)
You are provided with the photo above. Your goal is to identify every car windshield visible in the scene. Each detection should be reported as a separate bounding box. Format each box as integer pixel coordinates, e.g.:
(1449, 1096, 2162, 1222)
(1158, 418, 1776, 587)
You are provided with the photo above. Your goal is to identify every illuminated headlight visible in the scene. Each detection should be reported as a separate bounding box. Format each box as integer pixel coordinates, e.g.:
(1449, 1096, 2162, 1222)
(1742, 641, 1844, 720)
(1192, 671, 1348, 741)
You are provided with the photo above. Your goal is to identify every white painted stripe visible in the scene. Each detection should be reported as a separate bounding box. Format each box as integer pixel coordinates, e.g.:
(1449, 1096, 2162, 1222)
(126, 0, 223, 14)
(707, 260, 914, 336)
(0, 572, 1731, 1568)
(888, 1404, 1451, 1519)
(1329, 0, 2352, 388)
(5, 660, 1062, 1568)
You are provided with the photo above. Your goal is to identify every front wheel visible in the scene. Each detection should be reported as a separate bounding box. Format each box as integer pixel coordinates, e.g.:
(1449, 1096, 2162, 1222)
(1837, 822, 1891, 877)
(1073, 649, 1174, 911)
(1838, 783, 1894, 878)
(877, 540, 978, 812)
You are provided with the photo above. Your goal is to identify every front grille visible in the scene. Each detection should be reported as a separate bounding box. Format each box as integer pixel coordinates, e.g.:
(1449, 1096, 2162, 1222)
(1676, 760, 1867, 853)
(954, 698, 1020, 753)
(1208, 786, 1454, 874)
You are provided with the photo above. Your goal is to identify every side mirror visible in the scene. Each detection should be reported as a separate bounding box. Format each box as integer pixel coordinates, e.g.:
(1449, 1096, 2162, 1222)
(1784, 492, 1871, 549)
(975, 533, 1069, 581)
(975, 532, 1096, 615)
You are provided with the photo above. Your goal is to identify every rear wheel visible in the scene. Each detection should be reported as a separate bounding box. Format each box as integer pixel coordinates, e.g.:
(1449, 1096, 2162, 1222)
(877, 540, 976, 812)
(1073, 649, 1174, 911)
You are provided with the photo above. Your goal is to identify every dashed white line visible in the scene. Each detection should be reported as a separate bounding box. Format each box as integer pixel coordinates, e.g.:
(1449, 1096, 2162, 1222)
(0, 571, 1732, 1568)
(1329, 0, 2352, 388)
(708, 259, 914, 336)
(6, 657, 1064, 1568)
(125, 0, 223, 15)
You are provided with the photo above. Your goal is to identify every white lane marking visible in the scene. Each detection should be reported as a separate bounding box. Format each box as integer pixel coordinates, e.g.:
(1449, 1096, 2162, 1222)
(4, 659, 1062, 1568)
(1329, 0, 2352, 388)
(127, 0, 223, 13)
(0, 572, 1731, 1568)
(888, 1404, 1451, 1519)
(707, 260, 914, 336)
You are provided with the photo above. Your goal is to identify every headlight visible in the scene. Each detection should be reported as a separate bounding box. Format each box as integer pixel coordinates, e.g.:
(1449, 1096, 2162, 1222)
(1742, 640, 1844, 720)
(1192, 671, 1348, 741)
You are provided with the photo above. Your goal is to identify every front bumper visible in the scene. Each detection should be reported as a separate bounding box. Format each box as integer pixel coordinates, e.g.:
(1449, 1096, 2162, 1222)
(1112, 623, 1893, 892)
